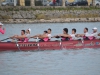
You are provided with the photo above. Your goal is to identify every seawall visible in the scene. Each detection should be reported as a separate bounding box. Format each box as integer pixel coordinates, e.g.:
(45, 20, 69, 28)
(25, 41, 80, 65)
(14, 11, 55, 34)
(0, 6, 100, 23)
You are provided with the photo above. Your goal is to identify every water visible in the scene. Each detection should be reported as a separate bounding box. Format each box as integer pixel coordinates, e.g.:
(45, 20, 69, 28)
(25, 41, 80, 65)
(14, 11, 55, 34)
(0, 49, 100, 75)
(0, 22, 100, 75)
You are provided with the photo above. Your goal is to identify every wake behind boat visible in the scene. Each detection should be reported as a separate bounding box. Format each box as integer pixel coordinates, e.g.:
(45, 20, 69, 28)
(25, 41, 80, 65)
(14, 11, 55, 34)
(0, 39, 100, 51)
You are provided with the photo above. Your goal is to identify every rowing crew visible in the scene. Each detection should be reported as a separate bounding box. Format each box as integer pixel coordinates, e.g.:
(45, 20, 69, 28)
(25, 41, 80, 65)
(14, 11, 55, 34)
(9, 27, 100, 42)
(53, 27, 100, 41)
(10, 28, 31, 42)
(10, 28, 52, 42)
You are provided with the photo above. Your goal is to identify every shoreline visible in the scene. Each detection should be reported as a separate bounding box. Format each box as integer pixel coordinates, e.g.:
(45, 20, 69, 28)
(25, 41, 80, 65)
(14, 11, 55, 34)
(1, 18, 100, 24)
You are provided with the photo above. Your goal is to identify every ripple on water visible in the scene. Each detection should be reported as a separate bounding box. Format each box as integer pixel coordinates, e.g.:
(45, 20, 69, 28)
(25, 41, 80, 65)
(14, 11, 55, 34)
(0, 49, 100, 75)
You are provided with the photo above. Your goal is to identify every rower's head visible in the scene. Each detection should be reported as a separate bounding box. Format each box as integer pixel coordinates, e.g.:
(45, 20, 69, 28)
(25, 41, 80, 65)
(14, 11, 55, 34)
(72, 28, 76, 34)
(48, 28, 51, 34)
(26, 28, 31, 34)
(63, 28, 68, 34)
(84, 27, 88, 33)
(44, 31, 48, 34)
(98, 33, 100, 36)
(0, 22, 3, 28)
(92, 27, 97, 33)
(21, 30, 25, 35)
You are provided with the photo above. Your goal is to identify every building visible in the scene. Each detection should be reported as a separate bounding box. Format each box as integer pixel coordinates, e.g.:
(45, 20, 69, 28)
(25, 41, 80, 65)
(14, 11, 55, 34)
(19, 0, 25, 6)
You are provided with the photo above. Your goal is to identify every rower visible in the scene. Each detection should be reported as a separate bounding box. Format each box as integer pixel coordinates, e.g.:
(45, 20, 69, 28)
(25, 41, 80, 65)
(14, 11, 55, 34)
(56, 28, 76, 41)
(10, 30, 26, 42)
(31, 28, 52, 42)
(89, 27, 98, 39)
(70, 28, 76, 40)
(98, 33, 100, 36)
(38, 28, 52, 42)
(26, 28, 31, 36)
(24, 28, 31, 42)
(38, 30, 48, 42)
(0, 22, 5, 34)
(54, 28, 70, 41)
(47, 28, 52, 40)
(42, 28, 52, 42)
(43, 31, 48, 35)
(77, 27, 90, 40)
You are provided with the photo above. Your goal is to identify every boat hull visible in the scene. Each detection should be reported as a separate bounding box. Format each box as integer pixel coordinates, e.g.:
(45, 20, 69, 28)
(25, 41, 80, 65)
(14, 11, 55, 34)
(0, 40, 100, 51)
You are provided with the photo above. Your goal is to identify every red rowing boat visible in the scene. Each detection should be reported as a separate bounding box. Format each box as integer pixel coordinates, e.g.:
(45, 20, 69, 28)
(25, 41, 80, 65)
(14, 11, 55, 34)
(0, 39, 100, 51)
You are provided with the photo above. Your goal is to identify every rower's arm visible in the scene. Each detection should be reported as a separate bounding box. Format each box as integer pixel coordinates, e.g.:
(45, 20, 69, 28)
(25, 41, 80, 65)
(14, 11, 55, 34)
(38, 35, 48, 39)
(10, 35, 18, 39)
(31, 34, 42, 38)
(52, 35, 58, 38)
(59, 34, 71, 38)
(76, 34, 85, 37)
(15, 35, 27, 39)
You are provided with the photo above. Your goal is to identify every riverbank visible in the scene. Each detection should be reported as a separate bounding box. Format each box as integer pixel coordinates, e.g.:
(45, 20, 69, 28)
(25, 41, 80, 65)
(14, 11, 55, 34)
(0, 6, 100, 23)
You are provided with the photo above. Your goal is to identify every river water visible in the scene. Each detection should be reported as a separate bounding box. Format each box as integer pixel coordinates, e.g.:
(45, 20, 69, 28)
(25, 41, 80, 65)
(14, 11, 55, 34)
(0, 22, 100, 75)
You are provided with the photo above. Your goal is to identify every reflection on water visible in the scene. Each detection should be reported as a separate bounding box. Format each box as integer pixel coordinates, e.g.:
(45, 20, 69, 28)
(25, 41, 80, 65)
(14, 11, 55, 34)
(0, 49, 100, 75)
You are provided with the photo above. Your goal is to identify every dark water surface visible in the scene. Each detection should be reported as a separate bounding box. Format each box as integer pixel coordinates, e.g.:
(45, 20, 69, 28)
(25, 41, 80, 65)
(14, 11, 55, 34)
(0, 22, 100, 75)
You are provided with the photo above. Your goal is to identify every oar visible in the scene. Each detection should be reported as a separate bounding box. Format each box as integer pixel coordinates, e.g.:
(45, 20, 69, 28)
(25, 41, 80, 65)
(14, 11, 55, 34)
(36, 37, 40, 50)
(0, 38, 9, 41)
(51, 35, 60, 38)
(59, 36, 62, 50)
(52, 36, 62, 49)
(81, 38, 84, 48)
(14, 39, 21, 51)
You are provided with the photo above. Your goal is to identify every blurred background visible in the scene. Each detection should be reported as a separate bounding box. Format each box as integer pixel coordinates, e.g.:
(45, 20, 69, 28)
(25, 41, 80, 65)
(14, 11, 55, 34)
(0, 0, 99, 6)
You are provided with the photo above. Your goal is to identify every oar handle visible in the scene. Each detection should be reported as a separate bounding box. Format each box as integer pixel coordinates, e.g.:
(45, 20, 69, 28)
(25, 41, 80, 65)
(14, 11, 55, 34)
(52, 35, 60, 38)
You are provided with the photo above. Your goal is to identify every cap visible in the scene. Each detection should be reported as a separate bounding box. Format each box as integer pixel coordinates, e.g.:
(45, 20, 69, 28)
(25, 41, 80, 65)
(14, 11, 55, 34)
(28, 28, 31, 33)
(92, 27, 97, 30)
(0, 22, 3, 25)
